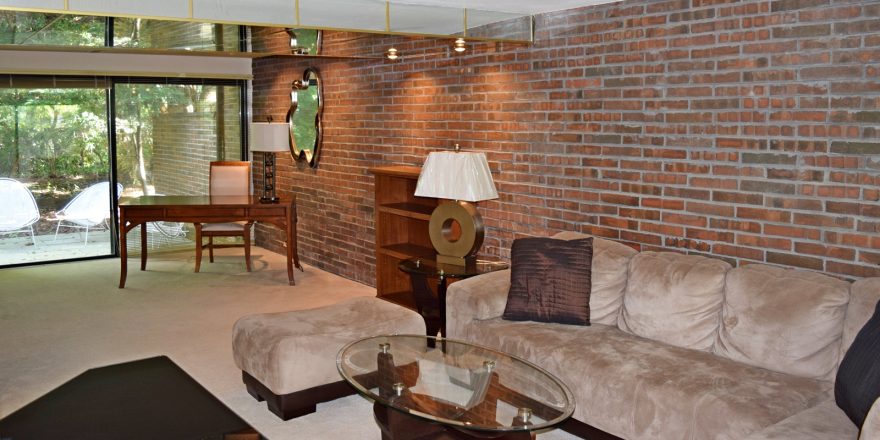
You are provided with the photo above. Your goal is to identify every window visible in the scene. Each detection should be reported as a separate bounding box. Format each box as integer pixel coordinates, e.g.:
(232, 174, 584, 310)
(0, 13, 246, 267)
(113, 19, 240, 52)
(0, 12, 104, 46)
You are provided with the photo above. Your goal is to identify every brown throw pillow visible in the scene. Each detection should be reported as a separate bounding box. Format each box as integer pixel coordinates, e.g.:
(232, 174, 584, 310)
(502, 237, 593, 325)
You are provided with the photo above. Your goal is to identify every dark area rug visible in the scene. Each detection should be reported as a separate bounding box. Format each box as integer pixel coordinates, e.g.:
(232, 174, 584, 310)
(0, 356, 261, 440)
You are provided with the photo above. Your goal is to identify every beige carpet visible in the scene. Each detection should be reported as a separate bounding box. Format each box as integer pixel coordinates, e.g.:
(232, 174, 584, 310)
(0, 247, 577, 439)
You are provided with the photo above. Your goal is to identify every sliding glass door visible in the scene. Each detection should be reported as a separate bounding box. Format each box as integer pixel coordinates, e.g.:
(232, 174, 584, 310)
(0, 11, 245, 267)
(0, 78, 113, 266)
(114, 81, 243, 253)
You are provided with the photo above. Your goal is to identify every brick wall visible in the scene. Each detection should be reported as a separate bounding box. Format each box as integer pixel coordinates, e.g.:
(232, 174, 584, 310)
(252, 0, 880, 284)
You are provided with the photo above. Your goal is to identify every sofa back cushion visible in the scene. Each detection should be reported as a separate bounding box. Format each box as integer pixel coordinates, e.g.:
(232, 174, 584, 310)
(619, 251, 730, 351)
(714, 264, 850, 381)
(552, 232, 638, 325)
(843, 278, 880, 354)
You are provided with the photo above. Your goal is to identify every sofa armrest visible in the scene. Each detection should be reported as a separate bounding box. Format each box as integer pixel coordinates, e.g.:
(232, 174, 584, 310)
(445, 269, 510, 340)
(862, 398, 880, 440)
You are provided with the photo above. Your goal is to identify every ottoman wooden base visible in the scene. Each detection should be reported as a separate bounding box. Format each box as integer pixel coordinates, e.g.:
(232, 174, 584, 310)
(242, 371, 357, 421)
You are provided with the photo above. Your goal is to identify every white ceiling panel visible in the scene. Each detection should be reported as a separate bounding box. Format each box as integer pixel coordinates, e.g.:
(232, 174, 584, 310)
(193, 0, 296, 26)
(68, 0, 189, 18)
(466, 9, 531, 40)
(390, 4, 463, 35)
(300, 0, 387, 32)
(389, 0, 617, 15)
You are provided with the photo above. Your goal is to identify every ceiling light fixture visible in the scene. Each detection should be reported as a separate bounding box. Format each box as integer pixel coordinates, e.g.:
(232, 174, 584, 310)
(453, 38, 466, 53)
(386, 47, 399, 60)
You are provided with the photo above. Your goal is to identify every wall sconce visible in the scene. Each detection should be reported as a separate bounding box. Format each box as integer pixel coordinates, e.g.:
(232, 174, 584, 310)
(386, 47, 399, 60)
(249, 122, 289, 203)
(453, 38, 467, 53)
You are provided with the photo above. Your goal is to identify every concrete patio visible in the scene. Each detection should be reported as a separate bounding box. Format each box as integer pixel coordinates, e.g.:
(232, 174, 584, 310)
(0, 223, 194, 266)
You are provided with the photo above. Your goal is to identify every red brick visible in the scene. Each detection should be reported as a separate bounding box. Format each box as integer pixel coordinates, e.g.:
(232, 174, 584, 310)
(713, 244, 765, 261)
(737, 234, 792, 250)
(767, 252, 824, 271)
(662, 213, 708, 227)
(737, 207, 791, 222)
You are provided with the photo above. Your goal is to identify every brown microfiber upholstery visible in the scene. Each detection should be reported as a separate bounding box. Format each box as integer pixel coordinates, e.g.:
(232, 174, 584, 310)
(715, 264, 850, 381)
(503, 237, 593, 325)
(844, 278, 880, 354)
(552, 232, 637, 325)
(232, 297, 425, 395)
(444, 233, 873, 440)
(861, 398, 880, 440)
(743, 399, 859, 440)
(463, 318, 830, 440)
(619, 251, 731, 351)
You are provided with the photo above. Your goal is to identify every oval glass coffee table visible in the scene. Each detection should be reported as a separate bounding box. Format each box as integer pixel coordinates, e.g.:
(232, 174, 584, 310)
(337, 335, 574, 439)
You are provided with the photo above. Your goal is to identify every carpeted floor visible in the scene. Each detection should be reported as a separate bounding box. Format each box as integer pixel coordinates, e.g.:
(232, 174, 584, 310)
(0, 247, 577, 439)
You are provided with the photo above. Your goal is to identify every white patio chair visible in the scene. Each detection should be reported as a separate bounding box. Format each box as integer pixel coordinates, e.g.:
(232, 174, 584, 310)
(52, 182, 123, 244)
(0, 178, 40, 246)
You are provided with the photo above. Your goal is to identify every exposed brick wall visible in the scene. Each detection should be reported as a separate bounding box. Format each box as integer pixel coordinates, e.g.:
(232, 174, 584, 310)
(252, 0, 880, 284)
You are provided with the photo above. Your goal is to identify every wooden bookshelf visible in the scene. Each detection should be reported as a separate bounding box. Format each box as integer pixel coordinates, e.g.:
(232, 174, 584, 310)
(370, 166, 437, 310)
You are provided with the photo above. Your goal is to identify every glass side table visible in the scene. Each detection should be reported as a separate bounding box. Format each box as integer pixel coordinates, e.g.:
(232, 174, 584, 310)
(398, 257, 509, 339)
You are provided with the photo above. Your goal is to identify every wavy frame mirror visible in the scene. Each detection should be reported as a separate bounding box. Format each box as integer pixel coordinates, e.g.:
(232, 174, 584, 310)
(286, 67, 323, 168)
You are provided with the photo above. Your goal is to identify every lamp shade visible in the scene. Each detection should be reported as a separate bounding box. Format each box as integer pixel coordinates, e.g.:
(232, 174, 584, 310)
(415, 151, 498, 202)
(249, 122, 289, 152)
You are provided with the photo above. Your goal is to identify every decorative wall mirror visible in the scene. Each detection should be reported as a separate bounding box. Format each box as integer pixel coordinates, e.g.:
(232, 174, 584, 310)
(284, 29, 322, 55)
(286, 67, 323, 168)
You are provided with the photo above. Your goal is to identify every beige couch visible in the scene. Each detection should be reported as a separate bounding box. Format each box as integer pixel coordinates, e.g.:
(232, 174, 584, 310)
(446, 232, 880, 440)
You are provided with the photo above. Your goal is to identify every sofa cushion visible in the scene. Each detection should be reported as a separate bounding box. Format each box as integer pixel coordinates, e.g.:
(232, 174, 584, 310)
(232, 297, 426, 395)
(503, 237, 593, 325)
(836, 298, 880, 427)
(461, 318, 831, 440)
(843, 278, 880, 353)
(861, 398, 880, 440)
(552, 232, 638, 325)
(742, 399, 859, 440)
(619, 251, 730, 351)
(715, 264, 850, 381)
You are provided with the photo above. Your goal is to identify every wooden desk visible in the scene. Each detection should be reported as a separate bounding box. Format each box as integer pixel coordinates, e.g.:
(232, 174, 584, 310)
(118, 195, 300, 288)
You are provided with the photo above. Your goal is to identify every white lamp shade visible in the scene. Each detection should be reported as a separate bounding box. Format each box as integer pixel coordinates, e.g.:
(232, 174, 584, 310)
(249, 122, 289, 152)
(415, 152, 498, 202)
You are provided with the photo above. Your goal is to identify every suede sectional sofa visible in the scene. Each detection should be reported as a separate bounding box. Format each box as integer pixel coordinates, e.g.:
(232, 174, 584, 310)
(446, 231, 880, 439)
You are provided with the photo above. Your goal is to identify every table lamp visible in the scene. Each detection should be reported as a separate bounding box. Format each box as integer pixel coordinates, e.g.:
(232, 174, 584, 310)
(414, 148, 498, 266)
(249, 122, 289, 203)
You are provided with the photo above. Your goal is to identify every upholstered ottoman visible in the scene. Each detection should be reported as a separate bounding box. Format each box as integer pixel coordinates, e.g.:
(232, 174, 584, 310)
(232, 296, 425, 420)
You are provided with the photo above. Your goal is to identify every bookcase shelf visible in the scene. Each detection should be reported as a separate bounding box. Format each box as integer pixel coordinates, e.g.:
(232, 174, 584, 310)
(370, 166, 437, 310)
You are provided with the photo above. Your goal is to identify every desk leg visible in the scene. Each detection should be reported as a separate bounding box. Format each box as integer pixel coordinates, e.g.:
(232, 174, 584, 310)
(119, 215, 128, 289)
(293, 204, 302, 271)
(286, 204, 296, 286)
(140, 223, 147, 271)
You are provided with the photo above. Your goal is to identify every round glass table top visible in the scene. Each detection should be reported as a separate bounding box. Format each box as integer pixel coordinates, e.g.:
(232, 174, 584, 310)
(398, 257, 509, 279)
(336, 335, 574, 433)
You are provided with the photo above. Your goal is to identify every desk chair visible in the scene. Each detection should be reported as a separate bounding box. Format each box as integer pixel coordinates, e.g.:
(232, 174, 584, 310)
(194, 161, 253, 272)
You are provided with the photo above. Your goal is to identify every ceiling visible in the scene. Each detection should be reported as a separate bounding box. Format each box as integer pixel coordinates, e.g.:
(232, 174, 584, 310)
(0, 0, 620, 43)
(387, 0, 618, 15)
